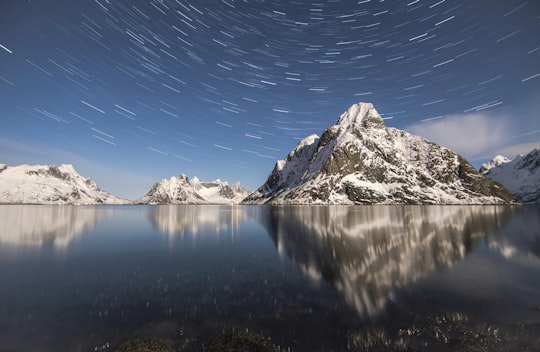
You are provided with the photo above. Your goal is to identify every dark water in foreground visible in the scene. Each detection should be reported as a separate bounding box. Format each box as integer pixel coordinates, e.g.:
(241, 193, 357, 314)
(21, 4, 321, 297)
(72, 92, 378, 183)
(0, 205, 539, 351)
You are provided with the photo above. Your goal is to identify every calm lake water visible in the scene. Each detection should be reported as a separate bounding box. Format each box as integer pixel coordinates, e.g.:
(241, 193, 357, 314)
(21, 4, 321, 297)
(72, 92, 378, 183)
(0, 205, 539, 351)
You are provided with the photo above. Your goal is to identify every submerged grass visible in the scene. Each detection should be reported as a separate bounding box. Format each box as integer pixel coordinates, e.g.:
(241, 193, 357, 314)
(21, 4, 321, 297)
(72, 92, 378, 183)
(347, 312, 539, 352)
(112, 312, 539, 352)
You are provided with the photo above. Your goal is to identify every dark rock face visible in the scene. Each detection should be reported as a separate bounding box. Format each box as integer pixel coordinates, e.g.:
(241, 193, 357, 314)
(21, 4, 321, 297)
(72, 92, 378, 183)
(244, 102, 519, 205)
(516, 148, 540, 171)
(456, 156, 516, 202)
(218, 184, 236, 199)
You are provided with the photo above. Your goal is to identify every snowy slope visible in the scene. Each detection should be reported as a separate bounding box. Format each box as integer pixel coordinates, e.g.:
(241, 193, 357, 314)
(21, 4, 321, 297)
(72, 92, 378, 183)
(481, 149, 540, 203)
(479, 155, 512, 173)
(0, 163, 128, 205)
(136, 174, 248, 204)
(244, 102, 518, 204)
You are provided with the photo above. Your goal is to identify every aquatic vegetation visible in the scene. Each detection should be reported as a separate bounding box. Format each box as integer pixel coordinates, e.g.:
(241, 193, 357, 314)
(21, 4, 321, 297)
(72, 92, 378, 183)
(116, 338, 172, 352)
(346, 312, 539, 352)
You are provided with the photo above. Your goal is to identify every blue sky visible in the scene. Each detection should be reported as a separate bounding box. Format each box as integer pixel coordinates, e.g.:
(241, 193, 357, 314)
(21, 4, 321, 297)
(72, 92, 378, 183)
(1, 0, 539, 199)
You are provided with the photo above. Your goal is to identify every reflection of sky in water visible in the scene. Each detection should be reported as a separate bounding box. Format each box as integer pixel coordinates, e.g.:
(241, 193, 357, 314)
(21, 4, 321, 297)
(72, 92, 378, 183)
(399, 205, 540, 324)
(0, 205, 538, 351)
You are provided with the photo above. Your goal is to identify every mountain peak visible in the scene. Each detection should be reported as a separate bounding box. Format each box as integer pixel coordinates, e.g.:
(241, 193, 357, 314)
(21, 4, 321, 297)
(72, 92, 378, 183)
(480, 155, 511, 174)
(336, 102, 384, 130)
(58, 164, 76, 172)
(482, 148, 540, 203)
(245, 102, 519, 205)
(177, 173, 189, 181)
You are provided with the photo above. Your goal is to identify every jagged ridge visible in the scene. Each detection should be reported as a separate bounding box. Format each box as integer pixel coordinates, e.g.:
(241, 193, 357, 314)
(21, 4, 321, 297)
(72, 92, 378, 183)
(136, 174, 248, 204)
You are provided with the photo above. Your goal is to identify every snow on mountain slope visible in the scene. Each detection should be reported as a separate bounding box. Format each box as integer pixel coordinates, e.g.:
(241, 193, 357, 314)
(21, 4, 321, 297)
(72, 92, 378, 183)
(0, 163, 128, 204)
(479, 155, 512, 174)
(244, 102, 519, 204)
(481, 149, 540, 203)
(136, 174, 249, 204)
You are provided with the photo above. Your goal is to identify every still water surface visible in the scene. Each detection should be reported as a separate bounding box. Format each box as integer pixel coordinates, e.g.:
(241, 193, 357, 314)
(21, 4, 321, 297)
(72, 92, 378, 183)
(0, 205, 539, 351)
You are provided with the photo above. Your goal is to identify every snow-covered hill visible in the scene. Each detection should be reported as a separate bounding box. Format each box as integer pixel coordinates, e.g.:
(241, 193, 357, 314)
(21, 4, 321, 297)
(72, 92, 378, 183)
(244, 102, 519, 204)
(480, 149, 540, 203)
(0, 163, 128, 204)
(136, 174, 249, 204)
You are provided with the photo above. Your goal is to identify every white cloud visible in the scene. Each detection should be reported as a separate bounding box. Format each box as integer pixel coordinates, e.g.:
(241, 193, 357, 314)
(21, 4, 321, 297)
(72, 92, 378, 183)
(492, 141, 540, 160)
(407, 112, 511, 159)
(406, 100, 540, 163)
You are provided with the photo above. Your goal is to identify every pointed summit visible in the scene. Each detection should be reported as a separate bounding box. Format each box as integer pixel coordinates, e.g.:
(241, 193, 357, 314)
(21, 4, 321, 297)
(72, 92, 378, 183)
(336, 102, 384, 130)
(480, 155, 511, 174)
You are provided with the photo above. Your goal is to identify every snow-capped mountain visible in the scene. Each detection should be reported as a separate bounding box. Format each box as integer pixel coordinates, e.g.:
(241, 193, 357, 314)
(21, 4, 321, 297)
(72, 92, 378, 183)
(244, 102, 518, 204)
(0, 163, 127, 204)
(190, 176, 249, 203)
(480, 149, 540, 203)
(136, 174, 249, 204)
(479, 155, 512, 174)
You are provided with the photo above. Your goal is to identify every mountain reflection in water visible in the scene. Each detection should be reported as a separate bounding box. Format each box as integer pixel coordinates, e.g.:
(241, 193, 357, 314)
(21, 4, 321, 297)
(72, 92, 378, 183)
(146, 204, 523, 319)
(1, 204, 538, 351)
(0, 205, 107, 249)
(257, 205, 517, 318)
(148, 205, 248, 239)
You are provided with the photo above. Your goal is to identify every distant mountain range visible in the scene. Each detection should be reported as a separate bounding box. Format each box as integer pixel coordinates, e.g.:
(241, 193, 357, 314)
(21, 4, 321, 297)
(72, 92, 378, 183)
(0, 163, 248, 205)
(244, 102, 518, 204)
(135, 174, 249, 204)
(480, 148, 540, 203)
(1, 102, 535, 205)
(0, 163, 128, 205)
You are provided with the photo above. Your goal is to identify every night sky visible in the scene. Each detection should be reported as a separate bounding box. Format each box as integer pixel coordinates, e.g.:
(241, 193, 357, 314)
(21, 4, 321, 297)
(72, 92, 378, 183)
(1, 0, 539, 199)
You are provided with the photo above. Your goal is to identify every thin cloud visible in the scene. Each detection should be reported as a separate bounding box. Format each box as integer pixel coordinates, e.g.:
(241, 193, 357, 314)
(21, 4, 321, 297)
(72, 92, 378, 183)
(407, 100, 540, 162)
(407, 112, 511, 159)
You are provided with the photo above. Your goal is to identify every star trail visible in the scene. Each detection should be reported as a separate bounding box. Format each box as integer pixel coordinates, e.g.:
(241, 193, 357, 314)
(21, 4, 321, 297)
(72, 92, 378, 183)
(1, 0, 539, 198)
